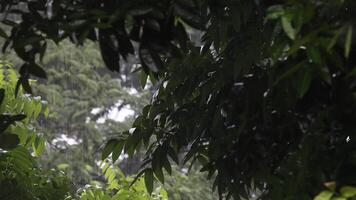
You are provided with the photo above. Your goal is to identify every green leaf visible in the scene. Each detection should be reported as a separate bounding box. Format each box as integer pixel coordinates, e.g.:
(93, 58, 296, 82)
(167, 146, 179, 164)
(33, 99, 43, 119)
(128, 6, 154, 16)
(274, 60, 306, 85)
(331, 197, 346, 200)
(328, 26, 345, 52)
(112, 141, 124, 162)
(314, 191, 333, 200)
(32, 136, 45, 156)
(43, 101, 49, 118)
(11, 126, 28, 145)
(307, 47, 321, 64)
(39, 42, 47, 62)
(340, 186, 356, 198)
(281, 15, 296, 40)
(19, 78, 33, 95)
(160, 187, 168, 199)
(99, 29, 120, 72)
(140, 70, 148, 89)
(162, 157, 172, 175)
(102, 139, 117, 160)
(10, 146, 33, 170)
(345, 25, 353, 58)
(153, 162, 164, 184)
(297, 67, 312, 98)
(0, 27, 8, 38)
(266, 5, 284, 19)
(144, 168, 154, 195)
(129, 168, 146, 187)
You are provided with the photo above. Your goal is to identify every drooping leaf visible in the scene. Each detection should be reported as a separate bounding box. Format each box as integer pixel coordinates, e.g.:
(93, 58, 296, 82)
(297, 67, 312, 98)
(281, 15, 296, 40)
(344, 25, 353, 58)
(99, 29, 120, 72)
(274, 60, 306, 85)
(152, 155, 165, 183)
(28, 62, 47, 79)
(0, 27, 8, 38)
(144, 168, 154, 195)
(112, 141, 124, 162)
(102, 139, 117, 160)
(140, 70, 148, 89)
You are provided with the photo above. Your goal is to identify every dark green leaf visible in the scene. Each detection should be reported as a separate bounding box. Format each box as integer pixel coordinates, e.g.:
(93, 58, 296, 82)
(28, 62, 47, 79)
(102, 139, 117, 160)
(112, 141, 124, 162)
(0, 89, 5, 106)
(162, 157, 172, 175)
(0, 134, 20, 150)
(306, 47, 321, 64)
(0, 27, 8, 38)
(128, 6, 154, 16)
(0, 114, 27, 133)
(167, 146, 179, 164)
(21, 78, 33, 94)
(274, 60, 306, 85)
(297, 67, 312, 98)
(99, 29, 120, 72)
(140, 70, 148, 89)
(152, 155, 164, 183)
(144, 168, 154, 194)
(345, 25, 353, 58)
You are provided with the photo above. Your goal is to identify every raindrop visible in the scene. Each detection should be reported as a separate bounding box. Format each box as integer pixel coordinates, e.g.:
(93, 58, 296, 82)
(346, 136, 350, 143)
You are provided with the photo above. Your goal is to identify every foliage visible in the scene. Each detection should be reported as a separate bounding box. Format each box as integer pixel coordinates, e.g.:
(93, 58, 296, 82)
(315, 184, 356, 200)
(0, 60, 71, 199)
(2, 0, 356, 199)
(95, 0, 356, 199)
(0, 148, 71, 200)
(77, 160, 168, 200)
(0, 0, 200, 93)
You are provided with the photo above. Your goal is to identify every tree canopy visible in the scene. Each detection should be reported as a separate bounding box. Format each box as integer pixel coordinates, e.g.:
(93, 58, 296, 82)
(1, 0, 356, 199)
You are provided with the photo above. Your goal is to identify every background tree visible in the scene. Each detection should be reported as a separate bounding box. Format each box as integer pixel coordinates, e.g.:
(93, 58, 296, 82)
(34, 40, 150, 186)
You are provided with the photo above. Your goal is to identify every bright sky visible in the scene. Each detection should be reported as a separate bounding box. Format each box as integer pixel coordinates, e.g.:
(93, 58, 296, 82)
(95, 100, 135, 124)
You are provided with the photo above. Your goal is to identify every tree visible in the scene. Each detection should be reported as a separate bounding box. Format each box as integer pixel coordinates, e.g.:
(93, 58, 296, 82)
(32, 40, 150, 187)
(1, 0, 356, 199)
